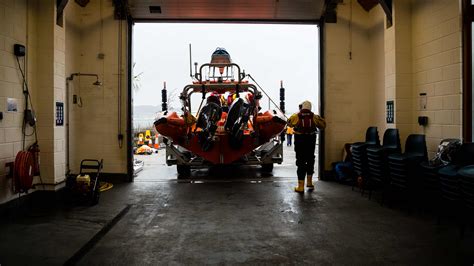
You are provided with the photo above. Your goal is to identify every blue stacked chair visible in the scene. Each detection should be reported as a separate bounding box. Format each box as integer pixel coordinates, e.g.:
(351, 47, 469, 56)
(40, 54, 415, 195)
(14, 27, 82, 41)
(366, 128, 401, 201)
(418, 139, 461, 211)
(438, 143, 474, 226)
(351, 127, 380, 193)
(458, 165, 474, 237)
(387, 134, 428, 205)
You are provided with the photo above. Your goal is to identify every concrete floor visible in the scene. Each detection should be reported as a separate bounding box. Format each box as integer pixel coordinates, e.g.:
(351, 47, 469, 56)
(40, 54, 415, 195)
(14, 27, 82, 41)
(0, 145, 473, 265)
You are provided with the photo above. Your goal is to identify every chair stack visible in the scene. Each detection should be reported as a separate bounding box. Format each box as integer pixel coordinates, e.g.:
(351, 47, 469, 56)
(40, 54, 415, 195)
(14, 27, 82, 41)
(351, 127, 380, 192)
(366, 128, 401, 200)
(458, 165, 474, 236)
(345, 125, 474, 236)
(438, 143, 474, 226)
(418, 139, 461, 210)
(387, 134, 428, 203)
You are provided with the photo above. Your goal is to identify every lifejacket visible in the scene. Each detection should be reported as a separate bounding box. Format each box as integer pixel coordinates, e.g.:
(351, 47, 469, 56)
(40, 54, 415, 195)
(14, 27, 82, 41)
(296, 110, 317, 134)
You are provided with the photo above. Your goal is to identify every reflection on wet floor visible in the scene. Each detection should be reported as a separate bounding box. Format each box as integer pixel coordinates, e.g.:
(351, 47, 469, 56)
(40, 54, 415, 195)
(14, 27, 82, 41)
(133, 145, 318, 182)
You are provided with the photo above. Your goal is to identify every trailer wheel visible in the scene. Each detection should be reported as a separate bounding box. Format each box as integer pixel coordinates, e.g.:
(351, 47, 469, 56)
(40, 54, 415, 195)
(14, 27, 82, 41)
(177, 165, 191, 178)
(261, 163, 273, 173)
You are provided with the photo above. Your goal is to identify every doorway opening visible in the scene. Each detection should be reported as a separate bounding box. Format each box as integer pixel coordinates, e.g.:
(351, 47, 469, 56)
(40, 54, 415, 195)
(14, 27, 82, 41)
(131, 23, 320, 181)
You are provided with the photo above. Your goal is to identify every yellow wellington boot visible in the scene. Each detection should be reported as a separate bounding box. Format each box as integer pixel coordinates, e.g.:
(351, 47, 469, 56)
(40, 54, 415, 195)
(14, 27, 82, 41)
(294, 180, 305, 193)
(306, 175, 314, 191)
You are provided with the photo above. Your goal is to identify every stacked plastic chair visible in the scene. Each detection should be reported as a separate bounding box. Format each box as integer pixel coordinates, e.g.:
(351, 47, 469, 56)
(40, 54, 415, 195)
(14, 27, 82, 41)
(458, 165, 474, 237)
(387, 134, 427, 205)
(438, 143, 474, 227)
(418, 139, 461, 211)
(366, 129, 401, 201)
(351, 127, 380, 193)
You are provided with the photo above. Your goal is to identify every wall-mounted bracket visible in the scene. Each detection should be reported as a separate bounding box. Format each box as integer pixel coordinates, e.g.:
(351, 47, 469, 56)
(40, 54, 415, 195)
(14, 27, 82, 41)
(5, 162, 14, 179)
(378, 0, 392, 28)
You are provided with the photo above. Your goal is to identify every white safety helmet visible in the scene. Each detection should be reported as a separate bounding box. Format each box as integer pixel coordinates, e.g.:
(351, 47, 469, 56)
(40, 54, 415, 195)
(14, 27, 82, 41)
(301, 100, 312, 111)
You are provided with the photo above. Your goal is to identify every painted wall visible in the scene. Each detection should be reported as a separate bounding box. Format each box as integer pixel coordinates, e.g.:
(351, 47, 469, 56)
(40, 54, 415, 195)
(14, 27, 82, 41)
(411, 0, 462, 155)
(65, 0, 128, 175)
(0, 0, 39, 204)
(324, 1, 385, 168)
(369, 7, 387, 131)
(392, 0, 414, 144)
(324, 0, 462, 169)
(65, 2, 82, 174)
(28, 0, 68, 196)
(0, 0, 128, 205)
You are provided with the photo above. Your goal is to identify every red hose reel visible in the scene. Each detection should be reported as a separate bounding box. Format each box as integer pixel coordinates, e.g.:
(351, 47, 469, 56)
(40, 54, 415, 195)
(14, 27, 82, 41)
(13, 144, 39, 193)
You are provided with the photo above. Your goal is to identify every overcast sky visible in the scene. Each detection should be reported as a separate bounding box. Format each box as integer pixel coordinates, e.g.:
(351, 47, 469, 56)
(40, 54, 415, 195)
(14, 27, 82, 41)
(132, 23, 320, 114)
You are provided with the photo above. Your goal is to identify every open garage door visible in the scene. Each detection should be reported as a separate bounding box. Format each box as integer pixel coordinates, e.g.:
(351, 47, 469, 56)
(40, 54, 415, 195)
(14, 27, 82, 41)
(125, 1, 327, 181)
(129, 23, 321, 181)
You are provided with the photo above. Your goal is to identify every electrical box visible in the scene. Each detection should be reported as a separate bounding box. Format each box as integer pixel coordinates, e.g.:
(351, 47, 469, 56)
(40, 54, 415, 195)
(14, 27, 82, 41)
(386, 100, 394, 124)
(14, 44, 25, 57)
(56, 102, 64, 126)
(418, 116, 428, 126)
(5, 162, 14, 178)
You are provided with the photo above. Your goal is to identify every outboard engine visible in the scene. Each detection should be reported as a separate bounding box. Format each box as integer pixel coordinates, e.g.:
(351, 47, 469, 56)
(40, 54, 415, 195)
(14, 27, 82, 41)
(196, 94, 222, 151)
(225, 95, 253, 149)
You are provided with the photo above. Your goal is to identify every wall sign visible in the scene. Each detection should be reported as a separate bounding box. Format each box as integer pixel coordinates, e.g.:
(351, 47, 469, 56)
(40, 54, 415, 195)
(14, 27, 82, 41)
(56, 102, 64, 126)
(386, 100, 394, 124)
(7, 98, 18, 112)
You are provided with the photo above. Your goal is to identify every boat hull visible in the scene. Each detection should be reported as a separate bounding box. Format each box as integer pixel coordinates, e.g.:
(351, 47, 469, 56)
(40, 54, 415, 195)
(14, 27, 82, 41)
(154, 111, 285, 164)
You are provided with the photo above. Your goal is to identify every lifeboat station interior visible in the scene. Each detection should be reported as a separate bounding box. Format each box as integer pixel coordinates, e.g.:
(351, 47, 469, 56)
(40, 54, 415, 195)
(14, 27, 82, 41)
(1, 0, 474, 264)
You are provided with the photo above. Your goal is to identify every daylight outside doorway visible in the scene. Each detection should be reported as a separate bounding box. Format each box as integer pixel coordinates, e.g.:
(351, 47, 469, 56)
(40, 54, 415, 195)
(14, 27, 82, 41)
(131, 23, 320, 181)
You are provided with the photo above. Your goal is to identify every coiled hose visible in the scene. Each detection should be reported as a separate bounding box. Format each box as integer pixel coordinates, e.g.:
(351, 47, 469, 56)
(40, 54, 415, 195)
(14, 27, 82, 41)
(13, 151, 35, 193)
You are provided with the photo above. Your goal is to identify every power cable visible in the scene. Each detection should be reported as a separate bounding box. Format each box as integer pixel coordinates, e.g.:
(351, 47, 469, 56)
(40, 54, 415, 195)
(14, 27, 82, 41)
(349, 0, 353, 60)
(16, 55, 45, 191)
(246, 74, 288, 120)
(16, 56, 38, 146)
(117, 19, 123, 148)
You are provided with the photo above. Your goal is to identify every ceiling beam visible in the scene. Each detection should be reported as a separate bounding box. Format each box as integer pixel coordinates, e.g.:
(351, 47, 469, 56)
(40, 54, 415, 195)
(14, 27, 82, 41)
(56, 0, 68, 26)
(74, 0, 89, 7)
(357, 0, 378, 12)
(131, 18, 320, 24)
(113, 0, 130, 20)
(378, 0, 392, 27)
(322, 0, 342, 23)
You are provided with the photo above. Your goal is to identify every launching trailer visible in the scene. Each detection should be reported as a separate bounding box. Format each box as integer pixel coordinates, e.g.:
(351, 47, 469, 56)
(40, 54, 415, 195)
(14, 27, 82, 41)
(154, 48, 286, 177)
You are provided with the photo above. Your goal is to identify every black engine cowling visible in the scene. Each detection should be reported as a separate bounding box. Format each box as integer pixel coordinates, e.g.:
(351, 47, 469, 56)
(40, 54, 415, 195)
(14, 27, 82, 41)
(196, 102, 222, 151)
(225, 98, 252, 149)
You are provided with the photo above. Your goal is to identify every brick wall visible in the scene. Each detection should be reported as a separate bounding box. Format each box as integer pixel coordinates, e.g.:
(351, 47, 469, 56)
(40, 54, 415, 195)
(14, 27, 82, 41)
(324, 0, 462, 169)
(0, 0, 38, 204)
(65, 0, 128, 174)
(369, 7, 387, 131)
(411, 0, 462, 155)
(324, 1, 385, 169)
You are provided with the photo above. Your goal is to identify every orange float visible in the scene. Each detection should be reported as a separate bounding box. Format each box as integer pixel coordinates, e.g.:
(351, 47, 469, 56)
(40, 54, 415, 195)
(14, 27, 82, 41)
(154, 48, 286, 171)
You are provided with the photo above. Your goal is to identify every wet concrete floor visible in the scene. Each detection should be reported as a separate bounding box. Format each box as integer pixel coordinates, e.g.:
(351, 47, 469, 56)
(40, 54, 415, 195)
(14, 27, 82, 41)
(0, 145, 473, 265)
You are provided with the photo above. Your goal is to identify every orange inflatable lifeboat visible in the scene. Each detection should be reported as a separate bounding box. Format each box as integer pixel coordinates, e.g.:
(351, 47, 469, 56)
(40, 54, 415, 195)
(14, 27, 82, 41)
(154, 48, 286, 171)
(155, 109, 285, 164)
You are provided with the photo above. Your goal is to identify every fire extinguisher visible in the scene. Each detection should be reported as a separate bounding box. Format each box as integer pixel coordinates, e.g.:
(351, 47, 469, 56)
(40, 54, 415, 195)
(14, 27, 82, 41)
(28, 142, 40, 176)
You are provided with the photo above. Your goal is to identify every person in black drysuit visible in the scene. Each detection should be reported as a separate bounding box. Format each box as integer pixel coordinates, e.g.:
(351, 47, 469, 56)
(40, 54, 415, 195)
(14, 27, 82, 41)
(287, 101, 326, 193)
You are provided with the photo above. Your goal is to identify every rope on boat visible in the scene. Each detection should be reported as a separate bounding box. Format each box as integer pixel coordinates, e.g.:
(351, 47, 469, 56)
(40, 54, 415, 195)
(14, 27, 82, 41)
(246, 74, 289, 120)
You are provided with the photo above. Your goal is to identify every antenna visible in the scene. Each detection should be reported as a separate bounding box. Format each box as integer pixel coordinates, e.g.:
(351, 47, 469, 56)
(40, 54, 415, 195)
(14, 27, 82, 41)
(162, 81, 167, 111)
(189, 43, 193, 78)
